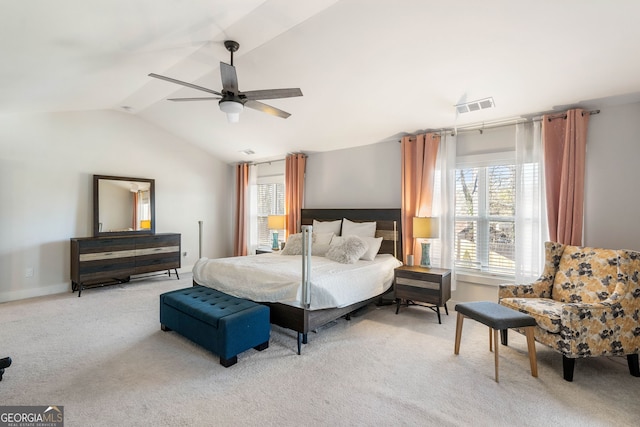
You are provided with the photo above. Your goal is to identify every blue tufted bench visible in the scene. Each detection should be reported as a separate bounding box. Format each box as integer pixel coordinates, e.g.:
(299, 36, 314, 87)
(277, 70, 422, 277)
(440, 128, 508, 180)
(160, 286, 270, 367)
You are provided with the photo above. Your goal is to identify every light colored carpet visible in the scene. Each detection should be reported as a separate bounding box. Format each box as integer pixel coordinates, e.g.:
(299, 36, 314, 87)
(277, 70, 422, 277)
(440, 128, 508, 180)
(1, 273, 639, 426)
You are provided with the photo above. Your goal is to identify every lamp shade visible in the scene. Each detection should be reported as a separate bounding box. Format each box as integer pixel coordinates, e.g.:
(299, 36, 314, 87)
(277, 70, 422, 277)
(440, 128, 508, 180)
(267, 215, 286, 230)
(413, 217, 439, 238)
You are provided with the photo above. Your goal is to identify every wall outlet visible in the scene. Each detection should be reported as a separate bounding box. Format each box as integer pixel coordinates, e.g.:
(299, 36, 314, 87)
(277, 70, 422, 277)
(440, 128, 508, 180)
(25, 267, 34, 278)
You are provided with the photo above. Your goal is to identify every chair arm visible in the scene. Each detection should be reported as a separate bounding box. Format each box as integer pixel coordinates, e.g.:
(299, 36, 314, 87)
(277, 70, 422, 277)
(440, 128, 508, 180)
(499, 278, 553, 300)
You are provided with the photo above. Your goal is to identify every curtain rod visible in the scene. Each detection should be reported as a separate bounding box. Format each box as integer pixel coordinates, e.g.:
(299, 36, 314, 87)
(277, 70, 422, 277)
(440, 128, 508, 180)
(247, 153, 308, 167)
(452, 109, 599, 135)
(250, 158, 285, 166)
(400, 109, 600, 140)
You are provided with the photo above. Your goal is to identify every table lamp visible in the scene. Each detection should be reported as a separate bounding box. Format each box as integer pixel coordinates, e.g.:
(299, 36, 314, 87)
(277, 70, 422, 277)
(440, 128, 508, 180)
(267, 215, 286, 250)
(413, 217, 439, 268)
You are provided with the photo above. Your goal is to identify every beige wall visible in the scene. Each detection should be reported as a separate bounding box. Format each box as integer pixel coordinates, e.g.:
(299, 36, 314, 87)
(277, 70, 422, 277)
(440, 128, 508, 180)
(304, 101, 640, 302)
(0, 110, 233, 302)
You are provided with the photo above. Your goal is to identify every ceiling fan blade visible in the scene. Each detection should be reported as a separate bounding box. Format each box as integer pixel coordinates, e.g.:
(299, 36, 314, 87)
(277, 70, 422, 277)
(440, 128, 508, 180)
(167, 97, 221, 102)
(244, 100, 291, 119)
(148, 73, 222, 96)
(241, 88, 303, 101)
(220, 62, 238, 94)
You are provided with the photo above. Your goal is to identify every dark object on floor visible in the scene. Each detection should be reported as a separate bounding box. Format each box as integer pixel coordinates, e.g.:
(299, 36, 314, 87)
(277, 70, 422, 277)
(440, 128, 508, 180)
(0, 357, 12, 381)
(160, 286, 270, 367)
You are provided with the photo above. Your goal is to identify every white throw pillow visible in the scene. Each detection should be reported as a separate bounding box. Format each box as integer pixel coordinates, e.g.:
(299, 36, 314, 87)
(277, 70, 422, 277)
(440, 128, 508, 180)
(281, 233, 302, 255)
(313, 219, 342, 235)
(341, 218, 376, 238)
(282, 232, 334, 256)
(326, 236, 369, 264)
(359, 236, 383, 261)
(312, 232, 334, 256)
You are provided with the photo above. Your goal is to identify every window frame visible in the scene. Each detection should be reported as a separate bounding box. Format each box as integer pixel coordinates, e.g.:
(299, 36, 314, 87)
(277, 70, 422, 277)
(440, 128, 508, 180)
(256, 174, 285, 249)
(454, 152, 516, 277)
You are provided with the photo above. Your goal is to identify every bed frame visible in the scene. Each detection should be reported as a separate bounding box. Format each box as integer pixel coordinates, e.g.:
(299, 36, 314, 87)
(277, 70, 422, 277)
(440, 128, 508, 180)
(193, 208, 402, 354)
(264, 208, 402, 354)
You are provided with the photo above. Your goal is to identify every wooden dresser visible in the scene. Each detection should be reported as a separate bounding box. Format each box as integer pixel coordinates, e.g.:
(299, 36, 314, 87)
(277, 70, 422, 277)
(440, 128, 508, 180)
(70, 233, 181, 296)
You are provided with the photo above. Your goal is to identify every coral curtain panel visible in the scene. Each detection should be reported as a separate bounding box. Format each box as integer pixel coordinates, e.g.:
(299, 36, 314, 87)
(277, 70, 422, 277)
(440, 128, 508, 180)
(401, 133, 440, 264)
(285, 153, 306, 236)
(542, 109, 589, 245)
(234, 163, 250, 256)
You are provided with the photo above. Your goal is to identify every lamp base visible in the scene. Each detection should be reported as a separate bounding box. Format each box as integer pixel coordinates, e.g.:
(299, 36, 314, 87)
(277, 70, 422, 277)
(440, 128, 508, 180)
(420, 242, 431, 268)
(272, 231, 279, 250)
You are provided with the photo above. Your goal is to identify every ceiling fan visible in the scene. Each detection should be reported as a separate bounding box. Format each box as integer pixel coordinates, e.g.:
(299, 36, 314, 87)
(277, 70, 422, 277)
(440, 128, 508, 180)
(149, 40, 303, 123)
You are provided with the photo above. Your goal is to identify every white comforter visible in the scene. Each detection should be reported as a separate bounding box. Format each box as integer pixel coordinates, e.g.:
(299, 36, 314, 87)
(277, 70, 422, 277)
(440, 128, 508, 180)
(192, 253, 402, 310)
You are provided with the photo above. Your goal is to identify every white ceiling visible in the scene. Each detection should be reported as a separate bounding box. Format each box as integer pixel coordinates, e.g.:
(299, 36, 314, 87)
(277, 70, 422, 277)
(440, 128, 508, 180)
(3, 0, 640, 163)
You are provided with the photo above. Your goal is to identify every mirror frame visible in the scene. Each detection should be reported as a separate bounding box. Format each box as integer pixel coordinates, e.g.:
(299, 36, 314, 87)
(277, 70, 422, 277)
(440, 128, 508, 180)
(93, 174, 156, 237)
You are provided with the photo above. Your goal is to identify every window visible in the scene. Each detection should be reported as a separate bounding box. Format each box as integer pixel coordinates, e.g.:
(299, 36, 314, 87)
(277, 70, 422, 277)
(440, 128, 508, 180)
(454, 163, 516, 275)
(256, 179, 285, 248)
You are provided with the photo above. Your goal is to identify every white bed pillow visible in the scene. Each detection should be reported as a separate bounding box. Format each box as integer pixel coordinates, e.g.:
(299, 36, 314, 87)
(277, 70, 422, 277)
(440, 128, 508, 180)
(326, 236, 369, 264)
(281, 233, 302, 255)
(312, 232, 334, 256)
(341, 218, 376, 238)
(359, 236, 384, 261)
(313, 219, 342, 235)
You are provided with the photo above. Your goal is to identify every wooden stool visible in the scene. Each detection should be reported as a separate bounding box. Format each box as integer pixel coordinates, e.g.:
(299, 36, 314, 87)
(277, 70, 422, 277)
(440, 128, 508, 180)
(454, 301, 538, 382)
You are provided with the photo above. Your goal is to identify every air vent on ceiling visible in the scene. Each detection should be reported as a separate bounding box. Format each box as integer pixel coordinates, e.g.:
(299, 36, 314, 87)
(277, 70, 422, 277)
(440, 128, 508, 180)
(455, 97, 495, 114)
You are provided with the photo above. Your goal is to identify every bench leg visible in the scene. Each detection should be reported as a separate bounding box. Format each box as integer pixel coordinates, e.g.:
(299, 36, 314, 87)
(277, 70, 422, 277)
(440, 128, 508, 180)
(220, 355, 238, 368)
(494, 328, 500, 382)
(161, 324, 171, 331)
(454, 313, 464, 355)
(525, 327, 538, 377)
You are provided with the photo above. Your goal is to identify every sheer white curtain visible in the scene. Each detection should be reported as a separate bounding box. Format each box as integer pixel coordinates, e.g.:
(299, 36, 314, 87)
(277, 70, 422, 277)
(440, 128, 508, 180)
(431, 132, 457, 290)
(247, 164, 259, 255)
(515, 121, 547, 283)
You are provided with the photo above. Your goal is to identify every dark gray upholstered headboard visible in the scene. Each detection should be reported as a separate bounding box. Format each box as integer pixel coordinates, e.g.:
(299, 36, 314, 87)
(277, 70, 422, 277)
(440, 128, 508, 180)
(300, 208, 402, 261)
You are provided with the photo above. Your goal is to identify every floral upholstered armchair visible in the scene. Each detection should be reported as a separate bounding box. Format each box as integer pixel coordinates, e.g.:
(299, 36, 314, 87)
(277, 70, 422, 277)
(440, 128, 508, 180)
(499, 242, 640, 381)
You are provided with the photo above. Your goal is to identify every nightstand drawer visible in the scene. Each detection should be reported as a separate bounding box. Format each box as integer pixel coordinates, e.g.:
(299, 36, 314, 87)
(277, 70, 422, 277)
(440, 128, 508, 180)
(395, 276, 440, 290)
(395, 284, 441, 304)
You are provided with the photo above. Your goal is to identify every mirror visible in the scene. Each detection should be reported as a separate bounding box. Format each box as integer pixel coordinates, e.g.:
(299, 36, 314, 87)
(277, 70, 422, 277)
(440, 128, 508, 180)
(93, 175, 155, 237)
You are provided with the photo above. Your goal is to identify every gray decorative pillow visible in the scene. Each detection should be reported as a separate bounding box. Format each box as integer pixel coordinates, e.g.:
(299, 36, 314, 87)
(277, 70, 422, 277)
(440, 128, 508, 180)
(326, 236, 369, 264)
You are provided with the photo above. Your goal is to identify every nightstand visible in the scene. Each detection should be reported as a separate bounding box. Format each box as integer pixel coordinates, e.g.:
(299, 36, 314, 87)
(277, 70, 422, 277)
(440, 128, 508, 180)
(394, 265, 452, 324)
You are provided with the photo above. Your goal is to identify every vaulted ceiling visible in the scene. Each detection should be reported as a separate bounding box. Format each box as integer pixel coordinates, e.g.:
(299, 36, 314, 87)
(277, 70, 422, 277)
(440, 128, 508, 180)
(3, 0, 640, 163)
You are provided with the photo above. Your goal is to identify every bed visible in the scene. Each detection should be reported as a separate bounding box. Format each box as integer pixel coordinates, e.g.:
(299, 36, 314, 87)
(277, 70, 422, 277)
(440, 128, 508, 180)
(192, 208, 403, 353)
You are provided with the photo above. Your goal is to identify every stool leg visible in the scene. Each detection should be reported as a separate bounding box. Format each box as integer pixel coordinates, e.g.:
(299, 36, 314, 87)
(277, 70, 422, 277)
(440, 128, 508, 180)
(454, 313, 464, 355)
(494, 328, 500, 382)
(525, 327, 538, 377)
(489, 327, 493, 352)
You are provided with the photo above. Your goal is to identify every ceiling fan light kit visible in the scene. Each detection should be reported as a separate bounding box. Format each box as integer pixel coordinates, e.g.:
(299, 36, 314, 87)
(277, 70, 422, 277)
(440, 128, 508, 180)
(219, 100, 244, 123)
(149, 40, 302, 123)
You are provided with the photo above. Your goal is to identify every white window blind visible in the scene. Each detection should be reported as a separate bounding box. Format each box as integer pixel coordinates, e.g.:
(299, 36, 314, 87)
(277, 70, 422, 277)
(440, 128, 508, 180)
(256, 181, 285, 248)
(454, 162, 516, 275)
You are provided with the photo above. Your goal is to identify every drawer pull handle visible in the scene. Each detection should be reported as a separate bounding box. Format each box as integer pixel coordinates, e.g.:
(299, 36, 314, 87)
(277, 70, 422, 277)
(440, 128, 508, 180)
(105, 252, 113, 255)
